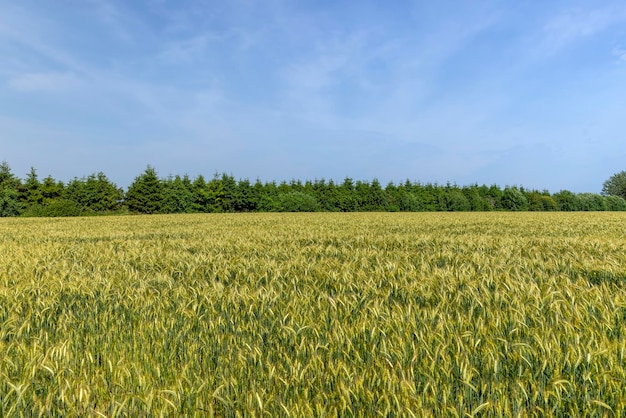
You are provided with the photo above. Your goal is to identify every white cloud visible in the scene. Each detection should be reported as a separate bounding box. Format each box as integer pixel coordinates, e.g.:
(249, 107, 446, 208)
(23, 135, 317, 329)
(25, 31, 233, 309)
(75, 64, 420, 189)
(0, 5, 88, 74)
(87, 0, 137, 42)
(8, 72, 81, 92)
(613, 46, 626, 62)
(157, 32, 229, 64)
(538, 6, 626, 55)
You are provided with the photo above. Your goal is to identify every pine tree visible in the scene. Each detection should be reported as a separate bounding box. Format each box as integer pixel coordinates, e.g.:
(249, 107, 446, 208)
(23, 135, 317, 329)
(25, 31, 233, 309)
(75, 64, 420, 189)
(0, 161, 21, 217)
(163, 175, 194, 213)
(125, 166, 165, 214)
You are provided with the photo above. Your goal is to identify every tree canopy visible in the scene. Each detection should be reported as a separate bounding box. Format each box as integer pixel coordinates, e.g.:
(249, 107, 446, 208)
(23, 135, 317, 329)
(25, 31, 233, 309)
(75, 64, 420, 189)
(602, 171, 626, 200)
(0, 160, 625, 216)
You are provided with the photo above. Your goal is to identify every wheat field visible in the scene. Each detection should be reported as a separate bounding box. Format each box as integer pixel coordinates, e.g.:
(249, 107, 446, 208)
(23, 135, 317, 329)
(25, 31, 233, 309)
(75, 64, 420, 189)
(1, 213, 626, 416)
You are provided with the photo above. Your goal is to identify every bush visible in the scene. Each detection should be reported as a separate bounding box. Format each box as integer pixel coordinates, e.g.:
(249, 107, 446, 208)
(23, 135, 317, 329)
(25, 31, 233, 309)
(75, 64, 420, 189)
(553, 190, 580, 211)
(398, 192, 423, 212)
(22, 200, 83, 217)
(278, 192, 320, 212)
(529, 193, 559, 211)
(604, 195, 626, 211)
(444, 190, 470, 211)
(501, 188, 529, 211)
(577, 193, 607, 211)
(540, 196, 559, 211)
(0, 188, 21, 217)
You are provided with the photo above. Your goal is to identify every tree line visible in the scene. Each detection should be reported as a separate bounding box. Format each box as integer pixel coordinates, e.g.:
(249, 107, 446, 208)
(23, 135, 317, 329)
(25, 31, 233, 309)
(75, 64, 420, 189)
(1, 161, 626, 217)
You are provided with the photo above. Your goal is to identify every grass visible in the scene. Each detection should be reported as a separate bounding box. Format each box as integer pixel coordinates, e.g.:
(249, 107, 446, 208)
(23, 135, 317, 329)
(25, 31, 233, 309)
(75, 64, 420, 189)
(1, 212, 626, 416)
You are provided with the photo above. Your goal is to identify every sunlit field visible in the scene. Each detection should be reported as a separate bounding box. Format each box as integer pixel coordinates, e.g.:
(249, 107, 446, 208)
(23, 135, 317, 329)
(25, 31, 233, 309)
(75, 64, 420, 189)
(2, 213, 626, 416)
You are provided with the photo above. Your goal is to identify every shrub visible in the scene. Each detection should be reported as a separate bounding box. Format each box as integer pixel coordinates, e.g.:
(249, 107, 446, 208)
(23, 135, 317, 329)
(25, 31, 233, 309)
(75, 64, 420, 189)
(501, 187, 529, 211)
(278, 192, 320, 212)
(604, 195, 626, 211)
(21, 200, 83, 217)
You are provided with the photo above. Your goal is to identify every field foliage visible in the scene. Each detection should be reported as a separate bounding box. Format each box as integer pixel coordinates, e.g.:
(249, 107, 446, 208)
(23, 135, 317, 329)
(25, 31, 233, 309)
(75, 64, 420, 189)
(1, 213, 626, 416)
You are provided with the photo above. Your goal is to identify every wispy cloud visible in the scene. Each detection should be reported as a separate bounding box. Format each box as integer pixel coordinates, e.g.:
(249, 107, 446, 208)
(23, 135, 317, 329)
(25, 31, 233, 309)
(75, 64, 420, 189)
(158, 33, 223, 64)
(156, 28, 259, 66)
(535, 5, 626, 56)
(8, 72, 81, 92)
(277, 4, 500, 133)
(613, 46, 626, 62)
(2, 0, 625, 192)
(0, 5, 88, 75)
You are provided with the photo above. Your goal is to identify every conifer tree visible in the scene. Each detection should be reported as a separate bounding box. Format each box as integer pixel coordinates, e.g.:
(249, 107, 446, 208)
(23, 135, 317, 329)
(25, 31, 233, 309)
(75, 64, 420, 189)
(0, 161, 21, 217)
(125, 166, 165, 214)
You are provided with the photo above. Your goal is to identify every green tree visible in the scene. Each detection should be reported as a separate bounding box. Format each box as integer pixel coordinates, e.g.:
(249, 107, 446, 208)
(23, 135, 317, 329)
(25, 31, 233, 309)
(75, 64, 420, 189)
(24, 175, 76, 216)
(235, 178, 257, 212)
(191, 175, 210, 212)
(277, 180, 291, 195)
(501, 187, 529, 211)
(482, 185, 503, 210)
(369, 179, 390, 211)
(278, 191, 320, 212)
(257, 181, 280, 212)
(206, 174, 226, 212)
(163, 175, 194, 213)
(443, 184, 470, 211)
(384, 182, 401, 212)
(463, 185, 491, 211)
(577, 193, 607, 211)
(84, 172, 123, 212)
(20, 167, 43, 208)
(446, 190, 470, 211)
(552, 190, 580, 211)
(526, 191, 558, 211)
(210, 173, 237, 212)
(336, 178, 357, 212)
(399, 192, 422, 211)
(40, 175, 64, 204)
(605, 195, 626, 211)
(0, 161, 21, 217)
(0, 188, 20, 217)
(414, 184, 443, 211)
(0, 161, 19, 188)
(395, 181, 423, 212)
(221, 174, 238, 212)
(125, 166, 165, 214)
(602, 171, 626, 199)
(539, 195, 559, 211)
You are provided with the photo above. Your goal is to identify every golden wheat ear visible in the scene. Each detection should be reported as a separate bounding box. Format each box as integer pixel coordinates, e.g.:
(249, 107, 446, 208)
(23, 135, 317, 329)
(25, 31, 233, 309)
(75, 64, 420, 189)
(1, 212, 624, 415)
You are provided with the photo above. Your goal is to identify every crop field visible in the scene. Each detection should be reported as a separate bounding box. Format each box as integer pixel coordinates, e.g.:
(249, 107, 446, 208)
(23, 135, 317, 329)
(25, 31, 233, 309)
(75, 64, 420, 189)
(1, 213, 626, 416)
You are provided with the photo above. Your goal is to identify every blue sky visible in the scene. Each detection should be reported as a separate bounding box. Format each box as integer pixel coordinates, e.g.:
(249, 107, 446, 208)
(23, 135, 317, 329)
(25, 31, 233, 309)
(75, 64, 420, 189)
(1, 0, 625, 192)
